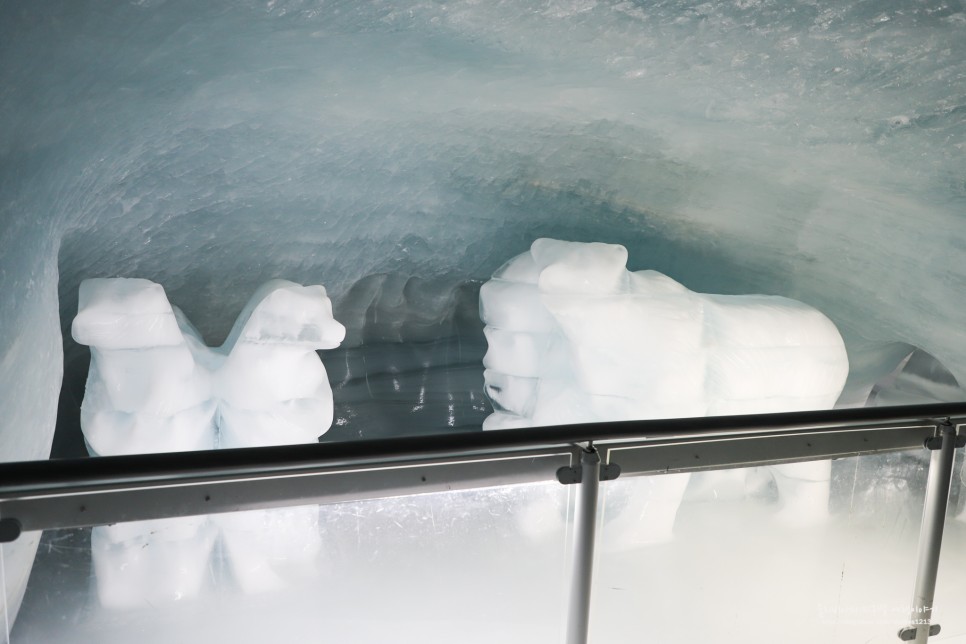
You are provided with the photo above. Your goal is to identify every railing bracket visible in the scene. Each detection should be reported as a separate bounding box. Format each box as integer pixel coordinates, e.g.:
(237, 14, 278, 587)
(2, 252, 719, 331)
(0, 517, 22, 543)
(897, 624, 941, 641)
(924, 417, 966, 449)
(556, 463, 621, 485)
(557, 466, 581, 485)
(925, 434, 966, 450)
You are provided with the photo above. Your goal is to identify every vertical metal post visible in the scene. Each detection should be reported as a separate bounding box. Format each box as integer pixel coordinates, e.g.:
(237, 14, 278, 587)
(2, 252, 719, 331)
(899, 425, 957, 643)
(566, 448, 601, 644)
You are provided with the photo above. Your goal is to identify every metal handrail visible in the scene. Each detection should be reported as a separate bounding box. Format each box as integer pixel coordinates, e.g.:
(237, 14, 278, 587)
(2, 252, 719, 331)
(0, 402, 962, 536)
(0, 402, 963, 643)
(3, 402, 965, 492)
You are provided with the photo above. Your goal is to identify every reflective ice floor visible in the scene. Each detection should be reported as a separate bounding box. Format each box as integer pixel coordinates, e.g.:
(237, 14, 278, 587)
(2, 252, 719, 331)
(593, 489, 966, 644)
(8, 482, 573, 644)
(5, 451, 966, 644)
(590, 450, 966, 644)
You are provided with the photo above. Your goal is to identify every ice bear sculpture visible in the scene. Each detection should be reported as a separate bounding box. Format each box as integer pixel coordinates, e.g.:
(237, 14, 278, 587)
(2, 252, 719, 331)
(481, 239, 850, 544)
(73, 278, 345, 606)
(72, 277, 346, 454)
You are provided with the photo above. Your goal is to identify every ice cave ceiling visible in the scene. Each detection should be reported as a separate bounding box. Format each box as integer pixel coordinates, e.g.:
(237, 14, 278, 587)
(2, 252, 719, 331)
(1, 0, 965, 460)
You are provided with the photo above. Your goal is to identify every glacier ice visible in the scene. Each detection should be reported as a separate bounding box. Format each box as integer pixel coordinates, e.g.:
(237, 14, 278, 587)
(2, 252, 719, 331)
(481, 239, 849, 542)
(0, 0, 965, 632)
(73, 277, 341, 605)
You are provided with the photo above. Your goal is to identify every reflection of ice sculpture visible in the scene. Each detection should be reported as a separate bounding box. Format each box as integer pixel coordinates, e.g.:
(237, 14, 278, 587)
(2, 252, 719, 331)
(481, 239, 849, 544)
(90, 516, 217, 609)
(72, 277, 345, 605)
(214, 505, 324, 594)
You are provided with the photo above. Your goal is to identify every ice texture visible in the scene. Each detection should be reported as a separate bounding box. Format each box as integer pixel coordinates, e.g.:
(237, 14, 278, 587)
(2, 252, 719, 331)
(213, 505, 323, 594)
(1, 0, 965, 629)
(91, 517, 217, 609)
(72, 278, 345, 454)
(73, 277, 340, 605)
(481, 239, 849, 429)
(482, 239, 849, 542)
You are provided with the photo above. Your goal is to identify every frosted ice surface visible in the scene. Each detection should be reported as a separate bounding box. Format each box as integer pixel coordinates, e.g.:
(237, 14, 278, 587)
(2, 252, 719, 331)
(73, 277, 342, 604)
(215, 279, 345, 448)
(481, 238, 849, 429)
(72, 278, 215, 455)
(72, 278, 345, 454)
(482, 239, 849, 543)
(91, 516, 217, 609)
(221, 279, 345, 350)
(213, 505, 323, 594)
(72, 279, 186, 350)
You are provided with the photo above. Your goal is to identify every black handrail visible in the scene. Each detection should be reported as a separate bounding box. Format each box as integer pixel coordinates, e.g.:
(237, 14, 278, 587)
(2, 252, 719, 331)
(1, 402, 964, 494)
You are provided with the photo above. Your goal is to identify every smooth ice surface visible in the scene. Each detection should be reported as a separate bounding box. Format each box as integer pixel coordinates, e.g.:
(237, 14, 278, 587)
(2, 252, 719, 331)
(90, 507, 324, 608)
(72, 277, 345, 455)
(11, 482, 574, 644)
(590, 450, 966, 644)
(8, 452, 966, 643)
(481, 239, 850, 429)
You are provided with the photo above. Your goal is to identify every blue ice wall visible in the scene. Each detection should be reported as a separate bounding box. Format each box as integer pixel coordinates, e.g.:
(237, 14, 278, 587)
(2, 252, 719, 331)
(1, 0, 965, 628)
(2, 0, 966, 449)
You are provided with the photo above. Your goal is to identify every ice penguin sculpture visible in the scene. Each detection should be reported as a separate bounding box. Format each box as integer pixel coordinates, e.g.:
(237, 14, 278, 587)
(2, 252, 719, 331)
(480, 239, 849, 546)
(72, 277, 345, 606)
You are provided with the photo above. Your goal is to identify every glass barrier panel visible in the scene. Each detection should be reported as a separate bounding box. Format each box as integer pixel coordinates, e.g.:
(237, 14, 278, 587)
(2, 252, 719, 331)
(933, 446, 966, 642)
(590, 450, 931, 644)
(8, 480, 573, 644)
(0, 530, 41, 644)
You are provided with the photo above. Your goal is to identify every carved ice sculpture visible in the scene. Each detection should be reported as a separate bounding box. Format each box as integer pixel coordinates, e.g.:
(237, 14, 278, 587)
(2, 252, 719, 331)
(73, 277, 346, 606)
(480, 239, 849, 545)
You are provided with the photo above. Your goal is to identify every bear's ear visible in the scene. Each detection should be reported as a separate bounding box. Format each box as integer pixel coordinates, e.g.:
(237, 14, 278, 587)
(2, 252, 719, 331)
(531, 238, 628, 296)
(72, 278, 185, 350)
(221, 279, 346, 352)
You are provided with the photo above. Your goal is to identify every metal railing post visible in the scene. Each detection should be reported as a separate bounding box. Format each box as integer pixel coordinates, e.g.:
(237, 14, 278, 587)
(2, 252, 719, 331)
(899, 424, 958, 643)
(566, 447, 601, 644)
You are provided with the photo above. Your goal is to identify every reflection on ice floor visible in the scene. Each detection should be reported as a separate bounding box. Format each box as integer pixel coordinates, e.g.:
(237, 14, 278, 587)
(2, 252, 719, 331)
(11, 483, 572, 644)
(9, 452, 966, 644)
(595, 493, 966, 644)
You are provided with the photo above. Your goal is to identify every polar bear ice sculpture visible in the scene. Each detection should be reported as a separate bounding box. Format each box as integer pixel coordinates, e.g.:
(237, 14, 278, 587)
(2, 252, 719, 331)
(72, 277, 346, 454)
(481, 239, 850, 544)
(73, 278, 346, 606)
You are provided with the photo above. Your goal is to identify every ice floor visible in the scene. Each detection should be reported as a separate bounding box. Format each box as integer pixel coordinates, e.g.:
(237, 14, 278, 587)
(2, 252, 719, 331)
(595, 492, 966, 644)
(6, 450, 966, 644)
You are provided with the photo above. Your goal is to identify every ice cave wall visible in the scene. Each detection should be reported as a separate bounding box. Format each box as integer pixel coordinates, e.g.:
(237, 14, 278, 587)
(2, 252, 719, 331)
(1, 0, 966, 464)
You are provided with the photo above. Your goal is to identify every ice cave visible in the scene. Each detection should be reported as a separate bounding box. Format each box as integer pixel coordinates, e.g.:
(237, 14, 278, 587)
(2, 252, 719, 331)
(1, 1, 966, 643)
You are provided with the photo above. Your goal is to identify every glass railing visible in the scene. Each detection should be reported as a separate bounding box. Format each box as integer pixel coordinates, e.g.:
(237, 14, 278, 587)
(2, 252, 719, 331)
(1, 403, 964, 644)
